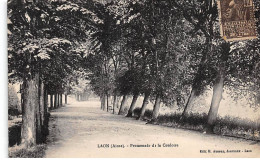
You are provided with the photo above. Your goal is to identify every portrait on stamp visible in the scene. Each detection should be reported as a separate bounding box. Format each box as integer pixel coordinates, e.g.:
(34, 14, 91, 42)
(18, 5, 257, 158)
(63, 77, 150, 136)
(218, 0, 257, 41)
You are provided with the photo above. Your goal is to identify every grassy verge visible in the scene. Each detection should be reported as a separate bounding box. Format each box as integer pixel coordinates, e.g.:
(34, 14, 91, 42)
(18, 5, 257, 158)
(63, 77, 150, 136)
(8, 112, 51, 158)
(133, 108, 260, 141)
(9, 144, 47, 158)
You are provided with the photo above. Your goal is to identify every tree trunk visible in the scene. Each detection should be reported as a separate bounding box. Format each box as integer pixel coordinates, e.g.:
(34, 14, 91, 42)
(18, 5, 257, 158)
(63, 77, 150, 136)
(206, 74, 225, 133)
(65, 94, 67, 104)
(100, 96, 102, 109)
(126, 94, 138, 117)
(180, 89, 196, 120)
(137, 92, 150, 120)
(44, 89, 48, 115)
(42, 87, 49, 142)
(21, 75, 39, 147)
(116, 96, 121, 109)
(35, 76, 42, 144)
(180, 38, 210, 119)
(118, 95, 127, 115)
(101, 94, 105, 110)
(21, 84, 24, 115)
(112, 94, 117, 114)
(106, 94, 109, 112)
(44, 89, 48, 118)
(57, 94, 60, 107)
(151, 94, 161, 121)
(60, 94, 62, 106)
(50, 95, 53, 109)
(39, 81, 44, 128)
(54, 94, 57, 109)
(76, 94, 79, 101)
(104, 95, 107, 111)
(37, 80, 45, 144)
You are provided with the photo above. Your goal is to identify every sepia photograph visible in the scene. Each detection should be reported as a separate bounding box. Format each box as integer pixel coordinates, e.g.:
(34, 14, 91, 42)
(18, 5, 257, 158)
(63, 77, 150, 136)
(7, 0, 260, 158)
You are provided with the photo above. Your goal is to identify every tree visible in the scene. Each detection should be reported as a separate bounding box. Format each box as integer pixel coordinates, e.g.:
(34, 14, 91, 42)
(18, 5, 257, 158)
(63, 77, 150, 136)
(8, 0, 54, 147)
(81, 0, 128, 112)
(8, 0, 90, 147)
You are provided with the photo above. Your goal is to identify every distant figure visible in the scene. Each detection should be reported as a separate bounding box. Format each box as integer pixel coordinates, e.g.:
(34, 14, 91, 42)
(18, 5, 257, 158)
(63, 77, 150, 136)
(224, 0, 249, 21)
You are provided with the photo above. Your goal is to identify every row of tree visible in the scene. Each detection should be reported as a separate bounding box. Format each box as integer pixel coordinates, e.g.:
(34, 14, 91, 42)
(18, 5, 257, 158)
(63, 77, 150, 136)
(8, 0, 94, 147)
(84, 0, 260, 133)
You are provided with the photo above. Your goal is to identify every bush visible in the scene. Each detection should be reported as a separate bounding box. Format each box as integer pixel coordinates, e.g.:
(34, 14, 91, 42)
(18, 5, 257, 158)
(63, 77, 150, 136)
(129, 107, 259, 141)
(8, 109, 21, 116)
(214, 116, 260, 140)
(133, 108, 153, 119)
(133, 107, 141, 117)
(9, 144, 46, 158)
(9, 121, 22, 147)
(182, 113, 208, 126)
(151, 112, 260, 141)
(157, 113, 181, 123)
(144, 110, 153, 119)
(215, 116, 260, 131)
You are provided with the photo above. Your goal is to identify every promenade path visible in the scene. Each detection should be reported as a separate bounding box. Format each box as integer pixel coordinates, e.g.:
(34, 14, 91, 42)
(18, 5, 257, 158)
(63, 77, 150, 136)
(44, 100, 260, 158)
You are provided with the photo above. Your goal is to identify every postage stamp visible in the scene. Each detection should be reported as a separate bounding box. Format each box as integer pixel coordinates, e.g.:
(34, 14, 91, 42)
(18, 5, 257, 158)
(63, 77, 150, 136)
(217, 0, 257, 41)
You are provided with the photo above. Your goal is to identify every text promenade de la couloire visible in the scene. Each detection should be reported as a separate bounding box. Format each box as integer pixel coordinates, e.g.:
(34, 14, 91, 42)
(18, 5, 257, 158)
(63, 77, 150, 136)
(98, 143, 179, 148)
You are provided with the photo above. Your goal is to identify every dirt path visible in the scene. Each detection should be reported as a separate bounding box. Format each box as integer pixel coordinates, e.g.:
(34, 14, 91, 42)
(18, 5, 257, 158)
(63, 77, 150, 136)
(44, 99, 260, 158)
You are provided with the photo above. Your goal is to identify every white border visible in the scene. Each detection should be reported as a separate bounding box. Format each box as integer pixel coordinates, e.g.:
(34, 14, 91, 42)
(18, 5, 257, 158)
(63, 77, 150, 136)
(0, 0, 8, 159)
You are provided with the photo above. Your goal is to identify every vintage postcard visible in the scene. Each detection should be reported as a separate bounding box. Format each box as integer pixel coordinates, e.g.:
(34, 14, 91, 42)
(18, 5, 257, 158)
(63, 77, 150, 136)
(218, 0, 258, 41)
(7, 0, 260, 158)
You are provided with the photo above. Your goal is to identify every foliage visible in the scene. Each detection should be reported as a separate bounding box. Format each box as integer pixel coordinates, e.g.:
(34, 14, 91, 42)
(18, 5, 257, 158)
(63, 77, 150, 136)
(9, 144, 47, 158)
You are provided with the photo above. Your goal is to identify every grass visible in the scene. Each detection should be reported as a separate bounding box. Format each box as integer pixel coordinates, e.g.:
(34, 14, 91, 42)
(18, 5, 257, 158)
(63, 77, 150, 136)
(8, 112, 51, 158)
(9, 144, 47, 158)
(133, 107, 260, 141)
